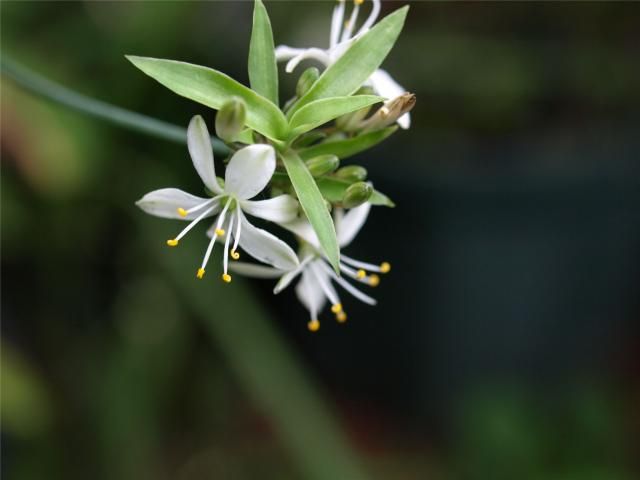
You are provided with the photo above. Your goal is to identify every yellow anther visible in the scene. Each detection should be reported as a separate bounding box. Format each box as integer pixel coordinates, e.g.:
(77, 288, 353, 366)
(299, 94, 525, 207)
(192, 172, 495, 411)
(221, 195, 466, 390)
(215, 228, 225, 236)
(166, 239, 179, 247)
(380, 262, 391, 273)
(308, 319, 320, 332)
(369, 274, 380, 287)
(230, 250, 240, 260)
(336, 312, 347, 323)
(196, 268, 205, 279)
(356, 269, 367, 279)
(354, 0, 364, 5)
(331, 303, 343, 314)
(177, 208, 188, 218)
(221, 273, 232, 283)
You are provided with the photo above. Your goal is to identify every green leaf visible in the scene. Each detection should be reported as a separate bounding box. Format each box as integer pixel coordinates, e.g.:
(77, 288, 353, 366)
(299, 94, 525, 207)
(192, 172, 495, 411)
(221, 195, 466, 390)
(288, 95, 381, 137)
(248, 0, 279, 106)
(289, 6, 408, 117)
(299, 127, 397, 160)
(316, 177, 395, 207)
(281, 150, 340, 272)
(127, 56, 287, 140)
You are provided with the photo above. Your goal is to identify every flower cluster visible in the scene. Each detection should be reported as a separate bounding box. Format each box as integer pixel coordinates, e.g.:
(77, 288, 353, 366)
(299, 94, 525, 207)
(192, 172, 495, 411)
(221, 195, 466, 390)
(134, 0, 413, 331)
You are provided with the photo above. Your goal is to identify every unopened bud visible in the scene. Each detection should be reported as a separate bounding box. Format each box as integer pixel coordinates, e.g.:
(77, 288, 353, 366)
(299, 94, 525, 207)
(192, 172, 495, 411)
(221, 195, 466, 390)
(335, 165, 367, 182)
(342, 182, 373, 209)
(305, 154, 340, 177)
(361, 92, 416, 132)
(296, 67, 320, 97)
(215, 98, 246, 141)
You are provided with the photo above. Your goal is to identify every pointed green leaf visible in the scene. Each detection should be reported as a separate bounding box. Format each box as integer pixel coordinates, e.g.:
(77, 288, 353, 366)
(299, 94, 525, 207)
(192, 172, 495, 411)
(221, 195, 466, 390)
(288, 95, 381, 137)
(316, 177, 395, 207)
(281, 150, 340, 271)
(127, 56, 287, 140)
(299, 126, 397, 161)
(249, 0, 279, 105)
(289, 6, 408, 117)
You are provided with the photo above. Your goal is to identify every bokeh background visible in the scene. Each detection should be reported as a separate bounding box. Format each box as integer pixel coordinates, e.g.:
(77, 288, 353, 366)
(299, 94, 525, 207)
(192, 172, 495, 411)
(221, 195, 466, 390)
(2, 1, 640, 479)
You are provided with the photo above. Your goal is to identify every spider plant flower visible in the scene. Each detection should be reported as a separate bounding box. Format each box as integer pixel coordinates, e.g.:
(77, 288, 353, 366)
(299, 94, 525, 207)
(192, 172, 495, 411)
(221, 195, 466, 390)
(136, 115, 299, 281)
(275, 0, 411, 129)
(229, 202, 391, 331)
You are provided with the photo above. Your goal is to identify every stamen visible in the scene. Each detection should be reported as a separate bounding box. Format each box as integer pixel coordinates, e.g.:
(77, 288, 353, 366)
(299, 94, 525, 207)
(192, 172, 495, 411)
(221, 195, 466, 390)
(331, 303, 343, 314)
(354, 0, 364, 5)
(223, 215, 234, 275)
(340, 0, 360, 42)
(356, 0, 380, 36)
(319, 261, 377, 306)
(170, 204, 218, 245)
(336, 312, 347, 323)
(199, 229, 220, 274)
(180, 197, 219, 217)
(369, 274, 380, 287)
(215, 197, 233, 234)
(308, 319, 320, 332)
(232, 209, 243, 255)
(341, 254, 387, 273)
(357, 269, 366, 279)
(221, 273, 232, 283)
(197, 268, 205, 279)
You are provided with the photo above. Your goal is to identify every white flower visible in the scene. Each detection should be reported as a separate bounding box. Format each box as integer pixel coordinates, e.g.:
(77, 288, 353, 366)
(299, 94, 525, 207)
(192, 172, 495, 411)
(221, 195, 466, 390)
(275, 0, 411, 129)
(229, 202, 390, 331)
(136, 115, 300, 282)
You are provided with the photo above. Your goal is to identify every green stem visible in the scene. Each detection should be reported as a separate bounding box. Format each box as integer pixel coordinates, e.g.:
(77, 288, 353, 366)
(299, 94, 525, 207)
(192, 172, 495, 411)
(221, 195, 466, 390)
(1, 54, 229, 156)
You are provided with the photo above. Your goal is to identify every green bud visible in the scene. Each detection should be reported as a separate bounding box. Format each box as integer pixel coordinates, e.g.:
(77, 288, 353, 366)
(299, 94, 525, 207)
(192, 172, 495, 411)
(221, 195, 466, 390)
(335, 165, 368, 182)
(215, 98, 246, 142)
(335, 105, 372, 132)
(355, 86, 376, 96)
(342, 182, 373, 209)
(292, 131, 327, 149)
(296, 67, 320, 97)
(305, 154, 340, 177)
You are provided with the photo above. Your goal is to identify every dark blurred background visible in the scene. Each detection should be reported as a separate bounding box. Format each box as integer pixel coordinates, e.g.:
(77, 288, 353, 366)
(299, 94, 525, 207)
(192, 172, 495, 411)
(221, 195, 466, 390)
(2, 1, 639, 479)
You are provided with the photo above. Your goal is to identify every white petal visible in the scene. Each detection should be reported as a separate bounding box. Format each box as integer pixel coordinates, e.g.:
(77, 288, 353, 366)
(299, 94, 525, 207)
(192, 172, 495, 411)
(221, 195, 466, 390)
(224, 144, 276, 200)
(295, 268, 327, 317)
(275, 45, 307, 62)
(368, 69, 405, 100)
(281, 218, 320, 250)
(336, 202, 371, 247)
(228, 262, 284, 279)
(188, 115, 223, 194)
(241, 195, 299, 224)
(396, 112, 411, 129)
(237, 210, 299, 270)
(135, 188, 214, 220)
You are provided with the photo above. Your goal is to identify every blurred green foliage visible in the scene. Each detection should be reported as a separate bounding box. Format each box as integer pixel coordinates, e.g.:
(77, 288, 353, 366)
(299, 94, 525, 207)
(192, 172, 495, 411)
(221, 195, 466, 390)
(2, 2, 639, 480)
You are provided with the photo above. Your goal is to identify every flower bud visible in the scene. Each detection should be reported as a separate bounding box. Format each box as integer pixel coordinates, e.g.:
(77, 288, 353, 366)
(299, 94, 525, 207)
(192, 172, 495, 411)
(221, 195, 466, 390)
(296, 67, 320, 97)
(305, 154, 340, 177)
(361, 92, 416, 132)
(334, 165, 367, 182)
(215, 98, 246, 142)
(341, 182, 373, 209)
